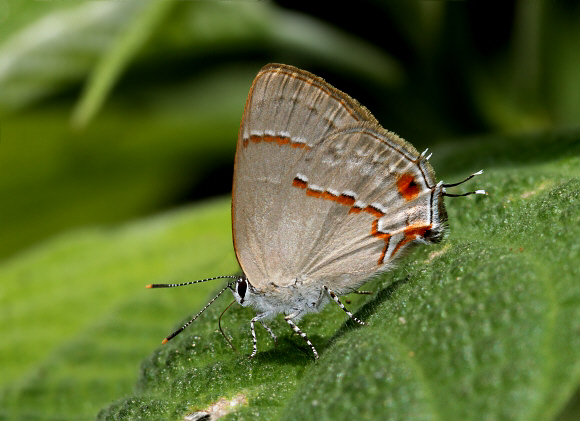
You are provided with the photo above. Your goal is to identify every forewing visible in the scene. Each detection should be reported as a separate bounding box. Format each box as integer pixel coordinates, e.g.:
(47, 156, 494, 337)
(232, 65, 445, 292)
(238, 63, 378, 148)
(232, 64, 378, 286)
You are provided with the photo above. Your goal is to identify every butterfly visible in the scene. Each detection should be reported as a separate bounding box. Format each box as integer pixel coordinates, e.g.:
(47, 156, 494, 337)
(148, 64, 485, 359)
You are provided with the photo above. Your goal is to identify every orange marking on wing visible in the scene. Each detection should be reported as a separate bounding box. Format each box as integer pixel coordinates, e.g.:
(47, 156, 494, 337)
(293, 179, 361, 212)
(306, 188, 323, 198)
(392, 224, 432, 256)
(292, 178, 308, 189)
(371, 220, 391, 240)
(321, 191, 339, 201)
(293, 179, 356, 208)
(363, 205, 385, 218)
(397, 173, 420, 201)
(249, 134, 261, 143)
(246, 134, 309, 149)
(371, 220, 392, 265)
(291, 176, 398, 266)
(337, 194, 356, 206)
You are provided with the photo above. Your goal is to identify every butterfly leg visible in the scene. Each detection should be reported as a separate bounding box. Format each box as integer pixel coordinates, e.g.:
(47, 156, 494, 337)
(249, 316, 261, 358)
(343, 290, 373, 304)
(324, 286, 366, 326)
(259, 321, 278, 346)
(249, 316, 279, 358)
(284, 315, 319, 359)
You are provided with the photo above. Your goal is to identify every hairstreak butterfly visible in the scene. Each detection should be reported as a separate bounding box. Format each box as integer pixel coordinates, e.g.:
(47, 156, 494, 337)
(147, 63, 485, 359)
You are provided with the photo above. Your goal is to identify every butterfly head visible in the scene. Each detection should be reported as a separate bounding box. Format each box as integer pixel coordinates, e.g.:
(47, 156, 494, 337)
(230, 275, 253, 307)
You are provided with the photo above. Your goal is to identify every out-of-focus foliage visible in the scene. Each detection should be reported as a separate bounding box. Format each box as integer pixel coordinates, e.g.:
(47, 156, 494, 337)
(2, 131, 579, 421)
(0, 0, 400, 261)
(1, 0, 579, 260)
(1, 1, 580, 420)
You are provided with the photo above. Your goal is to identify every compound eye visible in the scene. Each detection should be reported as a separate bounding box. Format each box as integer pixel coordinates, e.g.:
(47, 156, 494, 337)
(237, 279, 247, 300)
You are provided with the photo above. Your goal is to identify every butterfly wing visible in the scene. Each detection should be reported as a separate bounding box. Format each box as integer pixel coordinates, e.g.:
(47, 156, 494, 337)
(239, 63, 378, 142)
(233, 64, 376, 285)
(289, 124, 446, 294)
(232, 64, 446, 293)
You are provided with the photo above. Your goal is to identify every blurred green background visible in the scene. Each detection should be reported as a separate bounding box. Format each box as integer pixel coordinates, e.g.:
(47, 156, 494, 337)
(1, 1, 579, 420)
(3, 0, 579, 262)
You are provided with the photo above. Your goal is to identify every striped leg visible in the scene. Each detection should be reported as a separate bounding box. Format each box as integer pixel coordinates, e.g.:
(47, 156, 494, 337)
(249, 316, 260, 358)
(324, 286, 366, 326)
(249, 318, 278, 358)
(284, 316, 319, 359)
(259, 321, 278, 345)
(344, 290, 373, 304)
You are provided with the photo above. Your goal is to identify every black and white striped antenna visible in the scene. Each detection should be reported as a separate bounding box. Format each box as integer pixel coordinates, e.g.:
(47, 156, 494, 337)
(146, 276, 239, 344)
(442, 170, 487, 197)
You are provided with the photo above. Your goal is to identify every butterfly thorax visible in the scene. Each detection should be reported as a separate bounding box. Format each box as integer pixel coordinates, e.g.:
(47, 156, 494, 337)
(231, 275, 332, 321)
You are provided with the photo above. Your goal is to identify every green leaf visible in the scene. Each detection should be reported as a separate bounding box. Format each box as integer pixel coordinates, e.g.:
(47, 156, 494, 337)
(0, 63, 255, 261)
(0, 1, 146, 112)
(70, 0, 173, 129)
(0, 1, 400, 115)
(0, 199, 238, 420)
(1, 129, 579, 420)
(265, 8, 402, 86)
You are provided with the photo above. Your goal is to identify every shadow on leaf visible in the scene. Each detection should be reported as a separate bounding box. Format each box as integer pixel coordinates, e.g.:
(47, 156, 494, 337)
(322, 275, 411, 353)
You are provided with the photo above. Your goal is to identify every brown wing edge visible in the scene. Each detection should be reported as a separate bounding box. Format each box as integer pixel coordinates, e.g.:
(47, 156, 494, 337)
(257, 63, 380, 126)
